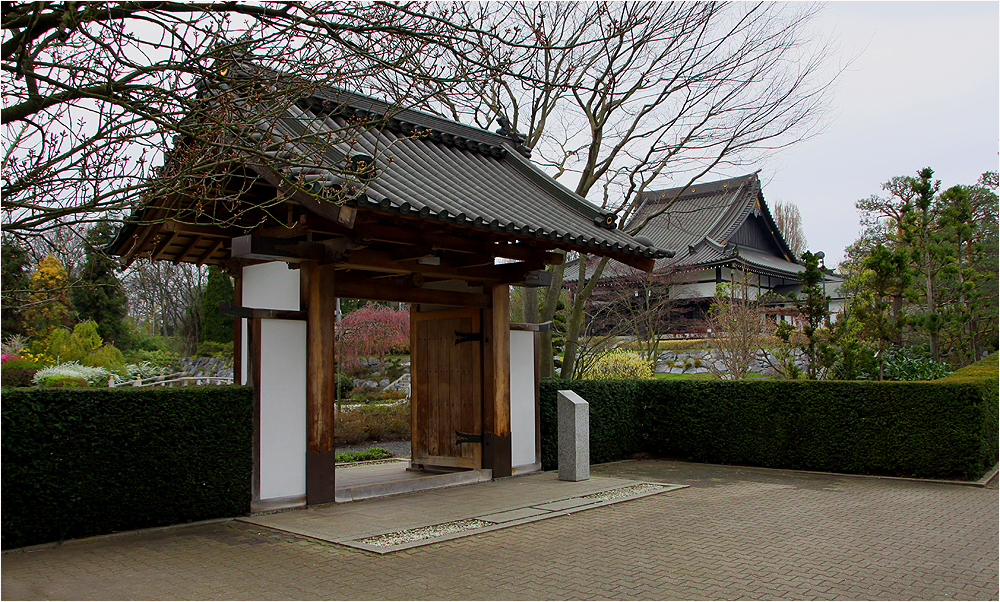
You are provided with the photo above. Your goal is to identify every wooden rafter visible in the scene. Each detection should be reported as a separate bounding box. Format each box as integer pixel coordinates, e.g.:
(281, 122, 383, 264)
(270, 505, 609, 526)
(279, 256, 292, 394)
(174, 235, 204, 265)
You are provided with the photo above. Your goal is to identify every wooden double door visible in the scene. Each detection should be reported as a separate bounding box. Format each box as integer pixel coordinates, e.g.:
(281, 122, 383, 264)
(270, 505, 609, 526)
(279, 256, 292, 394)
(410, 307, 483, 470)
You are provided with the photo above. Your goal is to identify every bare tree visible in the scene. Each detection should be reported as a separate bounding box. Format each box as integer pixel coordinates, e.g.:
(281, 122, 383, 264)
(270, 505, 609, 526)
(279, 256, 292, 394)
(704, 268, 774, 380)
(121, 259, 205, 345)
(2, 2, 525, 241)
(424, 2, 838, 378)
(772, 200, 808, 257)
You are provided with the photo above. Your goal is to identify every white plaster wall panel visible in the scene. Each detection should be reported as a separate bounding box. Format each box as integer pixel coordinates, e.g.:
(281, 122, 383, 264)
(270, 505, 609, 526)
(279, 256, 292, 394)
(240, 262, 300, 385)
(258, 318, 307, 500)
(509, 329, 537, 471)
(242, 261, 300, 310)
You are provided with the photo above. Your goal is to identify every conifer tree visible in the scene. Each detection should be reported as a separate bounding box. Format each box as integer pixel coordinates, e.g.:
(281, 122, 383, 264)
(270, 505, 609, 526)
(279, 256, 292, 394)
(72, 223, 128, 345)
(200, 266, 234, 344)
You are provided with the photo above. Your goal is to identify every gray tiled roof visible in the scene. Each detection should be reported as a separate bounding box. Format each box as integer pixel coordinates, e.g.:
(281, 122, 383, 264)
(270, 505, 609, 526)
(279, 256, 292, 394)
(266, 89, 673, 261)
(564, 172, 803, 282)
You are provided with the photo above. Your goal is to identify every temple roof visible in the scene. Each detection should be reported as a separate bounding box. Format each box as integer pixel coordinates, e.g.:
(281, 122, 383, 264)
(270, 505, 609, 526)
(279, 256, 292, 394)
(564, 172, 805, 283)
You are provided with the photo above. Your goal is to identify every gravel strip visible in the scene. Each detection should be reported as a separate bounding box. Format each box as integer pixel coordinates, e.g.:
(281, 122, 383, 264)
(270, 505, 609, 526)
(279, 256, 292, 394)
(355, 519, 493, 548)
(581, 483, 669, 502)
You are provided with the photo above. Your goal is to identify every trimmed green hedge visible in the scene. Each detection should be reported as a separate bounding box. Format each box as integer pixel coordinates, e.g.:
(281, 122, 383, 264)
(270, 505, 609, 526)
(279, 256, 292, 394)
(541, 355, 998, 480)
(2, 386, 253, 550)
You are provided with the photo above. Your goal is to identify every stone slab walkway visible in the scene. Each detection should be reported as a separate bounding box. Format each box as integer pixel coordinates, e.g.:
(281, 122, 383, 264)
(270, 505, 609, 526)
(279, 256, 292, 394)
(243, 471, 685, 553)
(3, 459, 997, 600)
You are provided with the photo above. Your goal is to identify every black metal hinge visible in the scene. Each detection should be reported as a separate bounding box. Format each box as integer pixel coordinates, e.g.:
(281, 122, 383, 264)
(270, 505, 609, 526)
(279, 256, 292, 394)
(455, 431, 483, 445)
(454, 330, 483, 344)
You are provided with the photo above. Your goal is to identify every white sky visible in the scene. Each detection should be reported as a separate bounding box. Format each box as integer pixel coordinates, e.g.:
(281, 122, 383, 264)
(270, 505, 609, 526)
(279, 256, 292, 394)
(755, 1, 999, 267)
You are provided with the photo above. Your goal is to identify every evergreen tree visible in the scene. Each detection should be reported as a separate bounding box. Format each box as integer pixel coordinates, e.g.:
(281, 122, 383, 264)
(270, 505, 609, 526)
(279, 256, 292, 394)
(795, 251, 832, 379)
(1, 238, 31, 339)
(200, 266, 234, 344)
(72, 223, 128, 345)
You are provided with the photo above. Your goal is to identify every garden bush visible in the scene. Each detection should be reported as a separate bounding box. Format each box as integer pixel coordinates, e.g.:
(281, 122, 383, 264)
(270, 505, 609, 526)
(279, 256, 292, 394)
(540, 354, 997, 480)
(1, 356, 37, 387)
(2, 386, 253, 549)
(335, 402, 410, 445)
(581, 351, 654, 380)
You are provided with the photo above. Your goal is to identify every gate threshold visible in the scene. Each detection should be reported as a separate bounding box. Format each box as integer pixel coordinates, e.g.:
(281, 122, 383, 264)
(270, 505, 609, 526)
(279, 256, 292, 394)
(238, 471, 686, 554)
(334, 459, 493, 503)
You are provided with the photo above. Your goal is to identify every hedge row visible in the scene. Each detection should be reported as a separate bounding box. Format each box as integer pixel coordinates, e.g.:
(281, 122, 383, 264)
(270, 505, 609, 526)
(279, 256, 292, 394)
(540, 356, 998, 480)
(2, 386, 253, 550)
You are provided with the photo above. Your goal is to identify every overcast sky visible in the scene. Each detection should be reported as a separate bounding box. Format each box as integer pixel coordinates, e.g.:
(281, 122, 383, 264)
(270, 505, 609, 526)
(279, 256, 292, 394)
(752, 1, 999, 268)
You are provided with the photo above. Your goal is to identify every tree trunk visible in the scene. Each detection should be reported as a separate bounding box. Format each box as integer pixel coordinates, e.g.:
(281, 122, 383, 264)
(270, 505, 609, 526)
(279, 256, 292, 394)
(560, 256, 610, 379)
(523, 286, 538, 324)
(539, 252, 567, 379)
(924, 246, 938, 360)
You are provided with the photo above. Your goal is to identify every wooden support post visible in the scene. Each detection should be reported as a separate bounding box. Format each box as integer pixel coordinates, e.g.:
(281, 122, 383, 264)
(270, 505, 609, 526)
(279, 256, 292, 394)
(304, 261, 337, 504)
(482, 283, 512, 477)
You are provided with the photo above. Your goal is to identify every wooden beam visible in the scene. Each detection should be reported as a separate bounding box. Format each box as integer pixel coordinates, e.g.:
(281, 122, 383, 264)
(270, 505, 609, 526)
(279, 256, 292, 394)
(353, 222, 563, 264)
(161, 221, 235, 239)
(219, 301, 305, 321)
(339, 249, 542, 283)
(334, 279, 490, 307)
(304, 261, 337, 504)
(481, 282, 511, 478)
(616, 253, 655, 273)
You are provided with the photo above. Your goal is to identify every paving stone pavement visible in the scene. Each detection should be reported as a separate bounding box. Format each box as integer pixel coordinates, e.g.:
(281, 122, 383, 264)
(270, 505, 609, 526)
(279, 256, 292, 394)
(2, 459, 997, 601)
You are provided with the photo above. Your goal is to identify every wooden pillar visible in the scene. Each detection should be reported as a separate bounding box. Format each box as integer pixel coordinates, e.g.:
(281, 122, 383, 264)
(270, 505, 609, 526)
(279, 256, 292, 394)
(482, 283, 512, 477)
(304, 261, 337, 504)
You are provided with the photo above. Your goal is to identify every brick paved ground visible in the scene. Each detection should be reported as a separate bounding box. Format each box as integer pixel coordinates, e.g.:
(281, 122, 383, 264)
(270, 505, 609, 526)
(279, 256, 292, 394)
(2, 460, 997, 600)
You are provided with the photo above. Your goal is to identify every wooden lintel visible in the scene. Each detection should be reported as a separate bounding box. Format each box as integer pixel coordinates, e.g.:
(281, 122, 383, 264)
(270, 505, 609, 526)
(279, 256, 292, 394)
(161, 221, 234, 239)
(173, 235, 203, 265)
(354, 221, 562, 264)
(197, 238, 225, 266)
(218, 301, 305, 321)
(334, 280, 490, 307)
(339, 249, 505, 282)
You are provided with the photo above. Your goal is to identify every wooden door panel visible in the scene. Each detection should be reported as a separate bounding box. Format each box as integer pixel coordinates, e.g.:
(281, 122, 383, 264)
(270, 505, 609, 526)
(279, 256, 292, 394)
(411, 307, 482, 469)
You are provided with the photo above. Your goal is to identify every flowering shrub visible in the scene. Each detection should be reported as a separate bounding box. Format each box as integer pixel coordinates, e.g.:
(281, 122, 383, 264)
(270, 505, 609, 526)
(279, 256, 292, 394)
(581, 351, 654, 380)
(336, 303, 409, 365)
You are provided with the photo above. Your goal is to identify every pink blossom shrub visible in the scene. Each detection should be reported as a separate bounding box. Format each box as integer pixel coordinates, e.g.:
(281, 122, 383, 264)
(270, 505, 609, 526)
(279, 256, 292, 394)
(336, 303, 409, 366)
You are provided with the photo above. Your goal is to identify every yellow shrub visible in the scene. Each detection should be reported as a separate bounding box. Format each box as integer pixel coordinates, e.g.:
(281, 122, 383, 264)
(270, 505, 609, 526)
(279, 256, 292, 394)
(581, 351, 654, 380)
